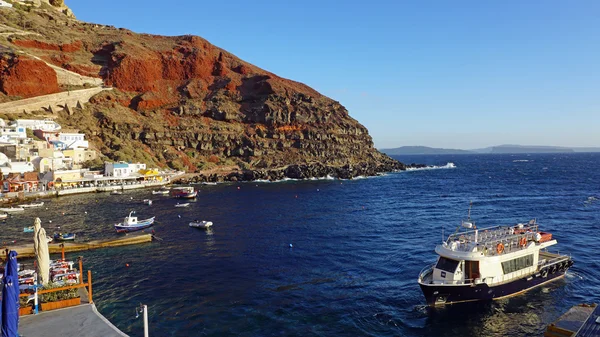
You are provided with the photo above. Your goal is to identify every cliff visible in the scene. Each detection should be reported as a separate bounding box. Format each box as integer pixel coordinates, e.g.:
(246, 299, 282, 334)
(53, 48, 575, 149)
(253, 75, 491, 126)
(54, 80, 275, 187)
(0, 5, 404, 180)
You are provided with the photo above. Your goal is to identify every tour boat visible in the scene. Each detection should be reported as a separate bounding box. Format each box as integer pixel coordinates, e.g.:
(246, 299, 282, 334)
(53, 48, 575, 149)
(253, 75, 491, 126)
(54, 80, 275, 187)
(174, 202, 190, 208)
(114, 211, 155, 233)
(20, 201, 44, 208)
(417, 218, 573, 306)
(0, 206, 25, 212)
(171, 186, 197, 199)
(53, 233, 76, 241)
(189, 220, 213, 229)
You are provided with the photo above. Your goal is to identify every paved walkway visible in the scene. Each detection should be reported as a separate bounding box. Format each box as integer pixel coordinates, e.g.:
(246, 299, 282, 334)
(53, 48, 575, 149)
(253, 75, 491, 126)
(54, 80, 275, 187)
(18, 304, 128, 337)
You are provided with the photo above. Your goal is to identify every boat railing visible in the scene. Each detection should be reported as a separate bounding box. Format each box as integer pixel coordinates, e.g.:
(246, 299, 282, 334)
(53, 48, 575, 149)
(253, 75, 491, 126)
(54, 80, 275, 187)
(445, 223, 543, 256)
(418, 263, 435, 283)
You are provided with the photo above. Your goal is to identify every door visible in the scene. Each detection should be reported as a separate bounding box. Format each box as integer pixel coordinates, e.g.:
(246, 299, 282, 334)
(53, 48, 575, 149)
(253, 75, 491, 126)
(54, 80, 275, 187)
(464, 260, 480, 282)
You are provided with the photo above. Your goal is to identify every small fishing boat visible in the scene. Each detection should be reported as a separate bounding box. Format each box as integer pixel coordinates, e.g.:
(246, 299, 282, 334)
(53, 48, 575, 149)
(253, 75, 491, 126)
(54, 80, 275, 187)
(143, 199, 153, 205)
(23, 226, 34, 233)
(0, 213, 8, 220)
(114, 211, 155, 233)
(171, 186, 197, 199)
(0, 206, 25, 212)
(175, 202, 190, 208)
(152, 190, 169, 195)
(111, 191, 123, 195)
(189, 220, 213, 229)
(54, 233, 76, 241)
(20, 201, 44, 208)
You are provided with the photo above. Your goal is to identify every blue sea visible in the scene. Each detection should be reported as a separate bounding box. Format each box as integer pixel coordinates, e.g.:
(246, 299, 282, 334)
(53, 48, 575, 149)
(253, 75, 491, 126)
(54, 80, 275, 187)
(2, 153, 599, 336)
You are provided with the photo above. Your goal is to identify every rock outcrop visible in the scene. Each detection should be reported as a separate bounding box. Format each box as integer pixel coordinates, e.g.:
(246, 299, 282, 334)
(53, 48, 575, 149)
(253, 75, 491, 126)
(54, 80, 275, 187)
(0, 54, 60, 98)
(0, 5, 405, 179)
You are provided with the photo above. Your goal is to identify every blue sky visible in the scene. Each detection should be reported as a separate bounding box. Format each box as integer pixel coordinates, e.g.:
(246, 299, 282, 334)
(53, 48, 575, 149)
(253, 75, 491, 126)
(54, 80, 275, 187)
(68, 1, 600, 149)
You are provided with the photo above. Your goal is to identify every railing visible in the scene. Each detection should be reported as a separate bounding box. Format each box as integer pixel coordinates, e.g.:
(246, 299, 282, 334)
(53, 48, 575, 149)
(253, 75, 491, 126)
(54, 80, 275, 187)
(417, 263, 435, 283)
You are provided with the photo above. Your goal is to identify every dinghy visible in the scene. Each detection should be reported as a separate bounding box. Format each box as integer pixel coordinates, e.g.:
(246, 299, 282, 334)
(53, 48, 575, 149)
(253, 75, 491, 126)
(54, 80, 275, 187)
(53, 233, 76, 241)
(20, 201, 44, 208)
(0, 206, 25, 212)
(189, 220, 213, 229)
(114, 211, 155, 233)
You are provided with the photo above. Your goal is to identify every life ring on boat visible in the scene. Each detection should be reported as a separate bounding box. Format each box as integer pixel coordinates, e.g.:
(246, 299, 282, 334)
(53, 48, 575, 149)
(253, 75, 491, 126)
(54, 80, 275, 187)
(496, 243, 505, 254)
(519, 237, 527, 247)
(551, 265, 557, 274)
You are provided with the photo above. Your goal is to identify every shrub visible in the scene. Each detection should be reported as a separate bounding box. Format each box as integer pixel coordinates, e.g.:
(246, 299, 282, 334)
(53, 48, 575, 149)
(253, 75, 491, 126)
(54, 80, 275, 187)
(39, 282, 80, 303)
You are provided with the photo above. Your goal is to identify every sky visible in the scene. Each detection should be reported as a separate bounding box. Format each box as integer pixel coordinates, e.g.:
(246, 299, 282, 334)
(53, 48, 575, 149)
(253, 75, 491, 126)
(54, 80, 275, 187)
(68, 1, 600, 149)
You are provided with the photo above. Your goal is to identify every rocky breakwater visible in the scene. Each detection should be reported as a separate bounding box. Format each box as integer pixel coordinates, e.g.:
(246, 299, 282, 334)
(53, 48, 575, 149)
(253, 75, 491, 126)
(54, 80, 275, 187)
(0, 8, 406, 179)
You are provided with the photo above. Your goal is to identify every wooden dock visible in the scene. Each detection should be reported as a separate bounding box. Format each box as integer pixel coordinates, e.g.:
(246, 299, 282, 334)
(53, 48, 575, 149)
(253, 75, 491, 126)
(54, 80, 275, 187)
(4, 234, 153, 258)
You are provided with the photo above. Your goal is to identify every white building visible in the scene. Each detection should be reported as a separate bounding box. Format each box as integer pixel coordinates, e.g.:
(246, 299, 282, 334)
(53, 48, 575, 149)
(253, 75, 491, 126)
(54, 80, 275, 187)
(104, 162, 147, 177)
(0, 161, 34, 175)
(58, 133, 88, 149)
(0, 125, 27, 144)
(13, 119, 61, 132)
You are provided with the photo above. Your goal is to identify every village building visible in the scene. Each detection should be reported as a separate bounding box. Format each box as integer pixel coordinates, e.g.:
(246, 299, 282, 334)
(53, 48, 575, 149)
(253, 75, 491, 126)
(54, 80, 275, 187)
(105, 162, 147, 177)
(2, 172, 39, 192)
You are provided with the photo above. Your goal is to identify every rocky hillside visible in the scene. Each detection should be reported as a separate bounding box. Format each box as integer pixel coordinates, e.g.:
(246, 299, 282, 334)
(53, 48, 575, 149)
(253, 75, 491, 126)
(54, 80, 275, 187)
(0, 5, 404, 181)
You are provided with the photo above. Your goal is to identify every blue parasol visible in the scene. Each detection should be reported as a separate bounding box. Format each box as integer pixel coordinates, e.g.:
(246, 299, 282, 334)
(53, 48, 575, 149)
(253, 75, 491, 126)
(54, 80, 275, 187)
(1, 250, 19, 337)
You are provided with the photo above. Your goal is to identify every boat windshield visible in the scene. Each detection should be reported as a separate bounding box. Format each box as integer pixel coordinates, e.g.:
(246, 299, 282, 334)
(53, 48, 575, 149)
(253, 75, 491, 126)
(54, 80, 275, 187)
(436, 257, 459, 273)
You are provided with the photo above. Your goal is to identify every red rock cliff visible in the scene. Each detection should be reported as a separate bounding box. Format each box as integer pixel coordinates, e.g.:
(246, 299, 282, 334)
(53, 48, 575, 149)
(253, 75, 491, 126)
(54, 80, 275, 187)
(0, 54, 59, 98)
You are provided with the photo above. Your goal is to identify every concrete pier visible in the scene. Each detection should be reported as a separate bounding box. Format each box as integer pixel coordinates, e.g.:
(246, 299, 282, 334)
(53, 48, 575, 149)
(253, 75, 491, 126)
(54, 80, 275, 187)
(19, 303, 128, 337)
(6, 233, 153, 258)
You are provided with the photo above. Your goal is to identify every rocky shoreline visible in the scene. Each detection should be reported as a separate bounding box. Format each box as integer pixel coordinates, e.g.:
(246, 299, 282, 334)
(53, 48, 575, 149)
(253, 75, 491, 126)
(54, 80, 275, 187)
(175, 160, 407, 183)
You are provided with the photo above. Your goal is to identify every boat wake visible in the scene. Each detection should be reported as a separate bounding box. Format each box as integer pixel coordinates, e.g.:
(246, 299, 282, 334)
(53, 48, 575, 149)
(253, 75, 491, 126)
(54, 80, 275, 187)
(406, 162, 456, 171)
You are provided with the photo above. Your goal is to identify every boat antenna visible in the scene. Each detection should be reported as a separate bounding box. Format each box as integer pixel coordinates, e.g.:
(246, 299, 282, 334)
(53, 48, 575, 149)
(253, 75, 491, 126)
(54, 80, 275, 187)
(467, 200, 472, 221)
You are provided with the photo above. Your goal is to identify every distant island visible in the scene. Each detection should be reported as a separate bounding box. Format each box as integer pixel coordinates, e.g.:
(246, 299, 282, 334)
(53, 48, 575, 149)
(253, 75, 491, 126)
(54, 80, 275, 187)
(380, 145, 600, 155)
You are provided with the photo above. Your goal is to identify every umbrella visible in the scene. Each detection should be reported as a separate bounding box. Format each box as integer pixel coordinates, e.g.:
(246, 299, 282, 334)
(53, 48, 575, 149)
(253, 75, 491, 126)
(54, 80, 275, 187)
(1, 250, 19, 337)
(33, 218, 50, 285)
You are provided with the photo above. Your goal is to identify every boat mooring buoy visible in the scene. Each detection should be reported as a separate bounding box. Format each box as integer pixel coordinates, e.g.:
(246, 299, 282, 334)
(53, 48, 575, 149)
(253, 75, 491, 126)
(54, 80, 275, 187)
(178, 215, 181, 218)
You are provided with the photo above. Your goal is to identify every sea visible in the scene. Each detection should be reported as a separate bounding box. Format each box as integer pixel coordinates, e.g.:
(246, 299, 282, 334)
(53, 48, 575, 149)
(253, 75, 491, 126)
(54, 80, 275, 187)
(2, 153, 599, 337)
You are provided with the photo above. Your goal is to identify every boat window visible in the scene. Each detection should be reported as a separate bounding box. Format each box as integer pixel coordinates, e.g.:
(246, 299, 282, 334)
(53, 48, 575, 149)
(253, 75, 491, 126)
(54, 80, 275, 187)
(435, 257, 459, 273)
(501, 254, 534, 274)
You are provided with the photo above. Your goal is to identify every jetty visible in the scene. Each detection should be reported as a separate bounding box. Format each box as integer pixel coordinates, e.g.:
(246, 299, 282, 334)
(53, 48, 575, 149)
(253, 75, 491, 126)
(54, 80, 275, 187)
(5, 233, 153, 258)
(545, 303, 599, 337)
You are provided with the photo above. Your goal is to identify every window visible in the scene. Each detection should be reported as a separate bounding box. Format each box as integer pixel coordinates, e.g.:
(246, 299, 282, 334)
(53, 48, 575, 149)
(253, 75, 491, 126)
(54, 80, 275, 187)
(435, 257, 459, 273)
(501, 254, 534, 274)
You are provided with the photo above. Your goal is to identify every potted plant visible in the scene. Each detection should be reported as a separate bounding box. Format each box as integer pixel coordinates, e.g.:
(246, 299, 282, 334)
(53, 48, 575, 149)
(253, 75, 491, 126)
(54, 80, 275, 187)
(39, 282, 81, 311)
(18, 296, 32, 316)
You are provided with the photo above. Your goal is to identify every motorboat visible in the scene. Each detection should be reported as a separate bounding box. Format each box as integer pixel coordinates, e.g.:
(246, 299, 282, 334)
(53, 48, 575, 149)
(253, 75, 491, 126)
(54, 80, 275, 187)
(54, 233, 76, 241)
(152, 190, 169, 195)
(46, 235, 53, 243)
(23, 226, 34, 233)
(20, 201, 44, 208)
(417, 217, 573, 306)
(175, 203, 190, 208)
(189, 220, 213, 229)
(171, 187, 197, 199)
(143, 199, 153, 205)
(0, 206, 25, 212)
(111, 191, 123, 195)
(0, 213, 8, 220)
(114, 211, 155, 233)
